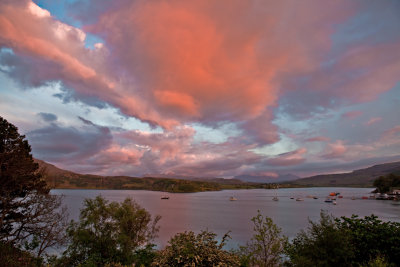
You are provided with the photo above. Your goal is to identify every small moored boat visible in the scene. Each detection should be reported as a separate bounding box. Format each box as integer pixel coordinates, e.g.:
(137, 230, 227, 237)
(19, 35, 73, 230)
(161, 196, 169, 200)
(229, 196, 237, 201)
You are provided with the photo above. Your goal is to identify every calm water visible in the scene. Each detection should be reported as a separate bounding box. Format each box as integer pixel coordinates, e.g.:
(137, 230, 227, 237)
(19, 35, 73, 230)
(52, 188, 400, 249)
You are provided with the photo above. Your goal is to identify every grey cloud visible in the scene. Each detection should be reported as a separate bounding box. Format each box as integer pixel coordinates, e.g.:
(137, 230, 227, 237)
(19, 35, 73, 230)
(27, 118, 112, 163)
(37, 112, 58, 122)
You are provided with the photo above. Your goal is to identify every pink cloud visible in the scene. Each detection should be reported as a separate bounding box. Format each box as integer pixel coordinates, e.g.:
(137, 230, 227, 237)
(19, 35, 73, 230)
(322, 140, 347, 159)
(87, 0, 355, 133)
(381, 125, 400, 140)
(306, 136, 330, 142)
(3, 1, 399, 178)
(342, 110, 363, 119)
(117, 126, 195, 162)
(307, 42, 400, 104)
(0, 0, 358, 142)
(365, 117, 382, 126)
(0, 0, 175, 128)
(266, 148, 307, 166)
(0, 3, 95, 81)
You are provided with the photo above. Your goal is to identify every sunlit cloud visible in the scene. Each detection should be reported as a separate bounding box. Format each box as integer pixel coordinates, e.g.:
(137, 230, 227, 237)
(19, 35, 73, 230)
(322, 140, 347, 160)
(0, 0, 399, 177)
(365, 117, 382, 126)
(342, 110, 363, 119)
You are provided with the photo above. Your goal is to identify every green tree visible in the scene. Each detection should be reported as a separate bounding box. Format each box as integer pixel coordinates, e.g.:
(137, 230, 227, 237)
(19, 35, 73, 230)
(284, 211, 354, 267)
(238, 210, 287, 267)
(336, 214, 400, 266)
(373, 174, 400, 193)
(60, 196, 160, 266)
(0, 116, 48, 239)
(363, 255, 390, 267)
(0, 241, 42, 267)
(153, 230, 240, 266)
(0, 116, 67, 261)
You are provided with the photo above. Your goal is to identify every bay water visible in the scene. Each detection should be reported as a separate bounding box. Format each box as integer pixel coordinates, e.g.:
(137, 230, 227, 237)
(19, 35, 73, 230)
(52, 187, 400, 249)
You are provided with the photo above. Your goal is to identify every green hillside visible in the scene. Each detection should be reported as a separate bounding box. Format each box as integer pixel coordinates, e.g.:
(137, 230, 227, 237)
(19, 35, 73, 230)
(35, 159, 266, 192)
(36, 159, 400, 190)
(287, 161, 400, 187)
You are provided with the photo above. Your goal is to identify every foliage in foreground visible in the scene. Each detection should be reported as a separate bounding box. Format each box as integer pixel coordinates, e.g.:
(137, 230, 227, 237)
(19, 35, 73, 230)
(0, 241, 43, 267)
(3, 115, 400, 266)
(337, 214, 400, 266)
(238, 210, 287, 267)
(0, 116, 68, 261)
(285, 211, 400, 267)
(57, 196, 160, 266)
(153, 230, 240, 267)
(285, 212, 355, 266)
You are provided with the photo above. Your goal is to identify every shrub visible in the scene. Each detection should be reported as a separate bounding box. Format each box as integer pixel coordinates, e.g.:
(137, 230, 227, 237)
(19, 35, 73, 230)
(154, 230, 240, 266)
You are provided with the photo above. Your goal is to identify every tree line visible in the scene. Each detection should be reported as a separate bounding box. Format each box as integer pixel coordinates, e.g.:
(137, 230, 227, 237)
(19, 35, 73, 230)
(1, 116, 400, 267)
(373, 174, 400, 194)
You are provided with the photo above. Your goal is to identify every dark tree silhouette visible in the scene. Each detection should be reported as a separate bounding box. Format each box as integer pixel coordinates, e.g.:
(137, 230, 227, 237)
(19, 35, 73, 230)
(0, 116, 48, 239)
(0, 116, 67, 257)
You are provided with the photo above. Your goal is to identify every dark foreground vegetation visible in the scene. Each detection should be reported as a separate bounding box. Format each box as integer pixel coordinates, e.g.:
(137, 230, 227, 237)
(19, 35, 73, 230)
(2, 115, 400, 266)
(3, 196, 400, 267)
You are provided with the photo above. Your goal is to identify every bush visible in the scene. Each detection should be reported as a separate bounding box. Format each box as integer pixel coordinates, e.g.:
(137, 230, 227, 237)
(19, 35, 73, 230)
(284, 211, 400, 266)
(284, 211, 354, 266)
(59, 196, 160, 266)
(153, 230, 240, 266)
(238, 210, 287, 267)
(0, 241, 42, 267)
(0, 116, 67, 260)
(336, 215, 400, 266)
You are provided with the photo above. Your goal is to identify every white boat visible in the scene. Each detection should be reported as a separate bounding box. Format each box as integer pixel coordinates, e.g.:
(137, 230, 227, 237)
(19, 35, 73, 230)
(376, 193, 389, 200)
(229, 196, 237, 201)
(296, 198, 304, 201)
(161, 196, 169, 200)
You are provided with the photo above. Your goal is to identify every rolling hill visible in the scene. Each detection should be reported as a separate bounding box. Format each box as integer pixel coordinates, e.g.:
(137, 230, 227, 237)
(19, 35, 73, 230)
(288, 161, 400, 187)
(35, 159, 400, 190)
(34, 159, 267, 192)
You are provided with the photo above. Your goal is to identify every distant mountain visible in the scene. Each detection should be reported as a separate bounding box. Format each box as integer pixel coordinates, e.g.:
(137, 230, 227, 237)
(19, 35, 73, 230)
(235, 173, 299, 183)
(35, 158, 400, 190)
(34, 159, 267, 192)
(35, 159, 86, 182)
(288, 161, 400, 187)
(144, 174, 261, 185)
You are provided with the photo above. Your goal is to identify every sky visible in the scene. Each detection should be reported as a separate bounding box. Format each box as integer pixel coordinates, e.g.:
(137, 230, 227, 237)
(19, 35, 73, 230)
(0, 0, 399, 179)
